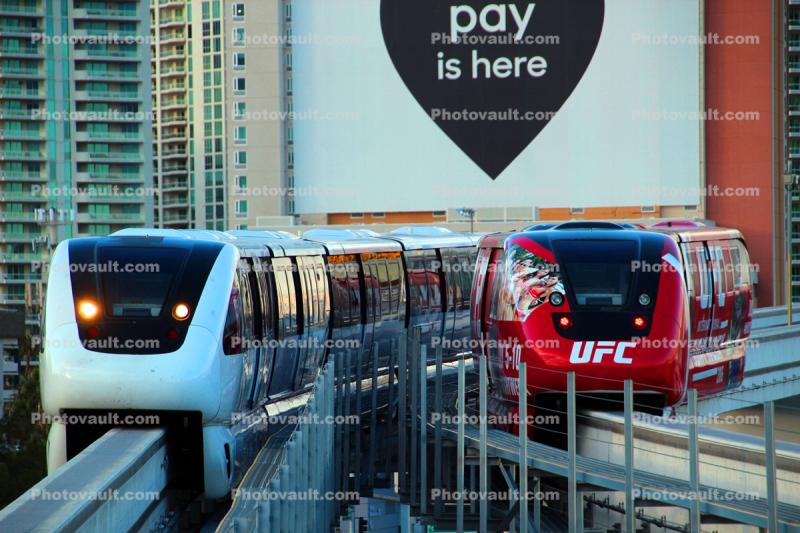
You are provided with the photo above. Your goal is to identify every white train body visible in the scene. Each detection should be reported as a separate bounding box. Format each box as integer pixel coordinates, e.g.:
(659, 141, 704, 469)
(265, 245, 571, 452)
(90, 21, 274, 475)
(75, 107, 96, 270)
(41, 228, 479, 498)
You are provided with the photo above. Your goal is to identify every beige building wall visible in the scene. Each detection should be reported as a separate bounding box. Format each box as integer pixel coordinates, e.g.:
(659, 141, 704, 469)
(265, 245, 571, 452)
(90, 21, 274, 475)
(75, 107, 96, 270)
(224, 0, 287, 230)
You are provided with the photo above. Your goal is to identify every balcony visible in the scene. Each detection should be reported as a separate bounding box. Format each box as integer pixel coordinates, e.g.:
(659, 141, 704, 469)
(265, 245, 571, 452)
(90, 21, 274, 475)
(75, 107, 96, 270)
(159, 114, 186, 127)
(159, 15, 185, 27)
(159, 81, 185, 92)
(0, 108, 41, 120)
(0, 271, 42, 283)
(75, 171, 142, 183)
(161, 180, 187, 191)
(0, 86, 42, 98)
(0, 170, 45, 182)
(76, 151, 142, 163)
(0, 23, 43, 35)
(75, 130, 142, 142)
(74, 69, 140, 80)
(0, 231, 42, 243)
(74, 90, 140, 103)
(0, 129, 42, 140)
(78, 212, 143, 222)
(159, 65, 185, 77)
(74, 48, 140, 61)
(0, 45, 43, 57)
(158, 32, 185, 45)
(0, 3, 40, 15)
(72, 7, 140, 20)
(160, 99, 186, 111)
(0, 211, 36, 222)
(0, 190, 46, 201)
(161, 212, 188, 223)
(0, 150, 45, 161)
(0, 66, 43, 78)
(75, 28, 139, 39)
(2, 252, 45, 262)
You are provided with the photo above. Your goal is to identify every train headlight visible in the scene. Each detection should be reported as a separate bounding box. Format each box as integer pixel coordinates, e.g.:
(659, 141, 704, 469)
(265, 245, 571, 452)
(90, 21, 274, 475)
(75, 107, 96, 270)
(638, 293, 651, 306)
(172, 303, 191, 321)
(77, 300, 99, 320)
(549, 292, 564, 307)
(633, 315, 648, 330)
(557, 316, 573, 329)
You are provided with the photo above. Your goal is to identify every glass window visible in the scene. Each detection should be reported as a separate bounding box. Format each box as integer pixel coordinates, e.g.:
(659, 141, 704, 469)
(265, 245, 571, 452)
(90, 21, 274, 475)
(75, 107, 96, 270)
(98, 247, 186, 318)
(552, 240, 635, 307)
(232, 3, 245, 20)
(223, 276, 244, 355)
(233, 52, 245, 70)
(232, 27, 245, 46)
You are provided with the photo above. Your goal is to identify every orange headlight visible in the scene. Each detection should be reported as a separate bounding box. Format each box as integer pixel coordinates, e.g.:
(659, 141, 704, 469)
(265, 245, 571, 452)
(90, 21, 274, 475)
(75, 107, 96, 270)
(77, 300, 99, 320)
(172, 303, 190, 320)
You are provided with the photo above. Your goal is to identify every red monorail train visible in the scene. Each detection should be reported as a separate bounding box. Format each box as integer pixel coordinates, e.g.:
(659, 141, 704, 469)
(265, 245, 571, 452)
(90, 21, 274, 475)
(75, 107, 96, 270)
(470, 221, 753, 424)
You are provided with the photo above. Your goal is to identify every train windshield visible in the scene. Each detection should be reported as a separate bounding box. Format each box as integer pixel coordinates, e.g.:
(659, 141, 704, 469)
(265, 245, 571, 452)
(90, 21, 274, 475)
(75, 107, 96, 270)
(97, 247, 187, 318)
(552, 240, 636, 307)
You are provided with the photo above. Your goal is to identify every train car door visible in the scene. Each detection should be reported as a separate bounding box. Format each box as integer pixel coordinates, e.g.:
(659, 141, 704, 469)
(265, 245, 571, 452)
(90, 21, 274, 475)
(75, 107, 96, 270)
(440, 248, 458, 355)
(470, 247, 491, 349)
(361, 255, 380, 369)
(680, 241, 713, 354)
(295, 256, 330, 389)
(234, 261, 256, 414)
(481, 248, 505, 366)
(708, 240, 736, 347)
(266, 257, 300, 399)
(254, 257, 276, 406)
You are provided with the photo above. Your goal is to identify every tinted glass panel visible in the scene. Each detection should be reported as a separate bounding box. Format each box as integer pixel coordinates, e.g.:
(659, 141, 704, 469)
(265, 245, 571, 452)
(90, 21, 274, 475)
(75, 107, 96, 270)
(553, 240, 636, 307)
(98, 247, 186, 318)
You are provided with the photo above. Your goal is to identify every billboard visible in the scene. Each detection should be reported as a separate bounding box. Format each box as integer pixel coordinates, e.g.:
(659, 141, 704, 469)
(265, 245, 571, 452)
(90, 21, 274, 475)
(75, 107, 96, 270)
(292, 0, 702, 214)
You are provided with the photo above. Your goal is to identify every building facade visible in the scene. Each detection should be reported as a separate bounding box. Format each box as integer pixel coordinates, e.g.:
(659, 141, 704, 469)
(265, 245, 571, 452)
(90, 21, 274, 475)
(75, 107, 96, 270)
(0, 0, 154, 331)
(151, 0, 290, 231)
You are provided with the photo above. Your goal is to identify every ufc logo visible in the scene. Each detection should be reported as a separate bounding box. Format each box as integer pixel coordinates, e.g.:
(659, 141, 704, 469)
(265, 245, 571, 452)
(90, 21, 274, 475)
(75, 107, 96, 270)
(569, 341, 636, 365)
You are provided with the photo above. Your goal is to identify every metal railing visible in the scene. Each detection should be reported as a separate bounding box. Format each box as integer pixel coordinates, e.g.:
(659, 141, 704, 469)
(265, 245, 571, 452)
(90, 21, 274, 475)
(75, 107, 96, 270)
(220, 356, 338, 531)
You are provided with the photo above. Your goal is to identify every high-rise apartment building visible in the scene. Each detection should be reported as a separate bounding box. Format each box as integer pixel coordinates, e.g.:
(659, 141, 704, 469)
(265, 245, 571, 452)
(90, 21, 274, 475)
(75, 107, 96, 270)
(151, 0, 290, 231)
(0, 0, 154, 331)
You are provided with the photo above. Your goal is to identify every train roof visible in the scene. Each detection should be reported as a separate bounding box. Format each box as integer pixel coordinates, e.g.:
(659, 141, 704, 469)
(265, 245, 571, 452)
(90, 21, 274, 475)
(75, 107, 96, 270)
(382, 226, 481, 250)
(478, 220, 745, 248)
(301, 229, 402, 255)
(108, 226, 480, 257)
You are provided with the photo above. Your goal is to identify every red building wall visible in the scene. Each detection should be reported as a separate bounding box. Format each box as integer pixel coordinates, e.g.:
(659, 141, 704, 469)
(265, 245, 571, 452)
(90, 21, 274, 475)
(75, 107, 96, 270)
(704, 0, 781, 306)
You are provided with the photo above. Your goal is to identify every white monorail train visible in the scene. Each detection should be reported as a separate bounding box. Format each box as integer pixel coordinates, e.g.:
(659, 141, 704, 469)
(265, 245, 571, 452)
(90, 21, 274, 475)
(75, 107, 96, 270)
(41, 227, 478, 497)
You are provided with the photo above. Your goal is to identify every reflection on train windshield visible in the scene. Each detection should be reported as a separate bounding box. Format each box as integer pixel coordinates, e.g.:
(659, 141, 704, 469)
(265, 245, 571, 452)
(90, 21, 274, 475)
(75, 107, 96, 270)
(97, 247, 187, 318)
(505, 242, 563, 321)
(553, 240, 636, 307)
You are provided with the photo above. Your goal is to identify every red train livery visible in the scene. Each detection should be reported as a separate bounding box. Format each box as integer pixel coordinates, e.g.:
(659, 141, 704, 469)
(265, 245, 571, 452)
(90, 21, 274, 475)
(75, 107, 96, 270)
(470, 221, 753, 420)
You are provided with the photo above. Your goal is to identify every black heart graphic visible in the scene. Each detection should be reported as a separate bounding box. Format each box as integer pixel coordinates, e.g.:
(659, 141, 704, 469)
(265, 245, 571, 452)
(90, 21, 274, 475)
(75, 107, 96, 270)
(380, 1, 605, 179)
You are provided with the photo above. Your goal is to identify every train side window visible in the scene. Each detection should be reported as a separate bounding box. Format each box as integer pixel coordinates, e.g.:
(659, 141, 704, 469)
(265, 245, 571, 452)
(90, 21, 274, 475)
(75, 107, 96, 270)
(223, 275, 245, 355)
(405, 252, 428, 316)
(272, 258, 297, 337)
(247, 259, 264, 343)
(257, 258, 276, 340)
(387, 258, 403, 319)
(458, 250, 476, 310)
(237, 264, 254, 349)
(302, 260, 313, 328)
(731, 240, 751, 287)
(312, 256, 331, 324)
(488, 251, 506, 321)
(425, 251, 443, 312)
(441, 249, 456, 313)
(684, 243, 712, 310)
(722, 244, 735, 295)
(346, 260, 362, 324)
(330, 261, 350, 328)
